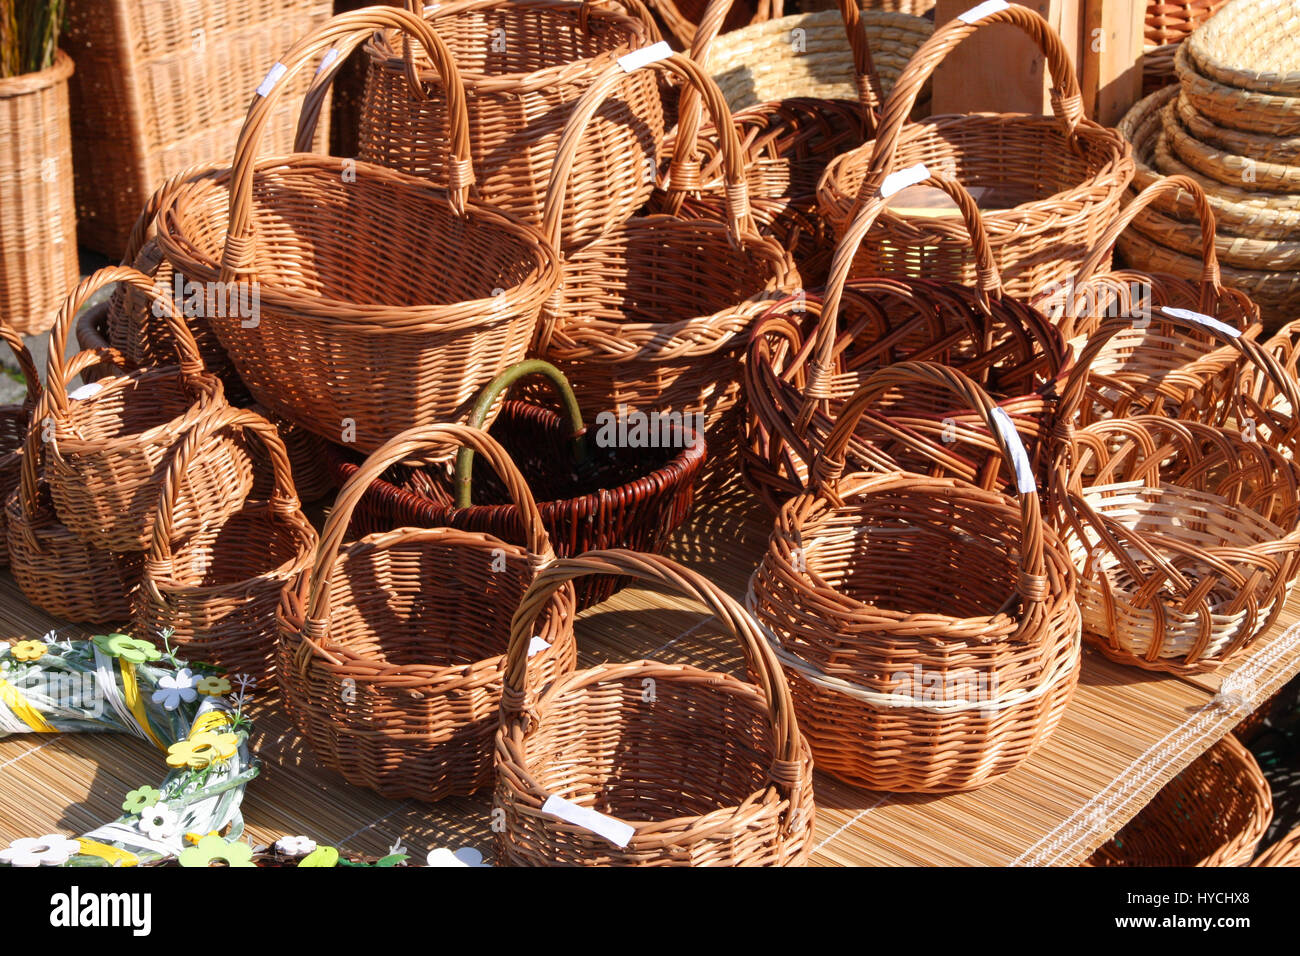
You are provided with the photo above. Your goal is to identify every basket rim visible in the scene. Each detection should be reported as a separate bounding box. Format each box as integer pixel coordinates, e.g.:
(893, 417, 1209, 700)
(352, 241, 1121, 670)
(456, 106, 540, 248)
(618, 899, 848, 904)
(0, 48, 74, 98)
(1184, 0, 1300, 95)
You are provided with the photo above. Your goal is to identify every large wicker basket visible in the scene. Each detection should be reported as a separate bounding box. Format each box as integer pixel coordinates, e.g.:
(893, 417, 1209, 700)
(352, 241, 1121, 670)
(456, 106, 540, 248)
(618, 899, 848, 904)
(495, 549, 816, 866)
(748, 363, 1081, 793)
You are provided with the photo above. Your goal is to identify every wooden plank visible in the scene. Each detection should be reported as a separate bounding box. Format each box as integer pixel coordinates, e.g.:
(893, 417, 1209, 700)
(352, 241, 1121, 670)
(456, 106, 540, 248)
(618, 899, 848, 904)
(1081, 0, 1146, 125)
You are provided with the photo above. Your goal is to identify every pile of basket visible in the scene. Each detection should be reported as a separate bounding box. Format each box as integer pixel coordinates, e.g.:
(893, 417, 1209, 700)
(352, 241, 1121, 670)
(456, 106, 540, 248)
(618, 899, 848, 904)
(1140, 0, 1229, 95)
(1118, 0, 1300, 330)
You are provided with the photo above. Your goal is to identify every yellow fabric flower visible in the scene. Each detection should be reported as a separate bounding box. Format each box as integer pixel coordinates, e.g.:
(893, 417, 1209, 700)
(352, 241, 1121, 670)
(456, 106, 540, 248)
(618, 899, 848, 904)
(165, 731, 240, 770)
(10, 641, 47, 662)
(195, 675, 231, 697)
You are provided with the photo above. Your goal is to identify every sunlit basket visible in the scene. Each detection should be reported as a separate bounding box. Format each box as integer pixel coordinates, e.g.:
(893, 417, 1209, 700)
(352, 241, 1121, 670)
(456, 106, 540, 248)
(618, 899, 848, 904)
(1253, 827, 1300, 866)
(1141, 0, 1228, 95)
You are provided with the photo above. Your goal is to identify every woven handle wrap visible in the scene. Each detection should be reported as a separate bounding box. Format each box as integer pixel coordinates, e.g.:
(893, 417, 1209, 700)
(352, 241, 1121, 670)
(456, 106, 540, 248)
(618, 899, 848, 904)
(501, 548, 803, 769)
(856, 2, 1085, 208)
(305, 423, 554, 626)
(545, 51, 755, 247)
(45, 267, 204, 418)
(812, 361, 1050, 639)
(0, 319, 40, 409)
(147, 408, 299, 569)
(799, 169, 1002, 426)
(223, 7, 473, 285)
(454, 359, 586, 508)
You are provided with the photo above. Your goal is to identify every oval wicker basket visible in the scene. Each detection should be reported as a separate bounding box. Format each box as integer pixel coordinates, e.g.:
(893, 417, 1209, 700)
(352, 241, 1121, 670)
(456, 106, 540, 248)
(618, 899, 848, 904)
(358, 0, 664, 252)
(277, 424, 577, 802)
(495, 549, 816, 866)
(0, 321, 41, 569)
(817, 2, 1133, 299)
(1087, 735, 1272, 866)
(1175, 42, 1300, 136)
(1174, 87, 1300, 166)
(1185, 0, 1300, 97)
(134, 408, 318, 685)
(324, 361, 705, 612)
(156, 8, 561, 455)
(744, 168, 1066, 512)
(748, 362, 1081, 793)
(1163, 98, 1300, 194)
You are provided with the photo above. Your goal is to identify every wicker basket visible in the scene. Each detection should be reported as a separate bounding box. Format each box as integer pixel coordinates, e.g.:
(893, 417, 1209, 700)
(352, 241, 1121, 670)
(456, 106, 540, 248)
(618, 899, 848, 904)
(0, 51, 79, 335)
(246, 406, 337, 505)
(134, 408, 317, 685)
(1173, 88, 1300, 166)
(817, 2, 1134, 300)
(62, 0, 333, 258)
(73, 299, 114, 384)
(530, 51, 797, 498)
(156, 7, 561, 456)
(1253, 827, 1300, 866)
(1088, 736, 1272, 866)
(1237, 319, 1300, 455)
(324, 360, 705, 612)
(358, 0, 664, 252)
(0, 321, 42, 568)
(1185, 0, 1300, 97)
(1163, 99, 1300, 195)
(278, 424, 577, 802)
(645, 0, 780, 49)
(748, 362, 1081, 793)
(744, 168, 1066, 512)
(41, 268, 252, 554)
(1142, 0, 1228, 95)
(1175, 43, 1300, 136)
(495, 549, 816, 866)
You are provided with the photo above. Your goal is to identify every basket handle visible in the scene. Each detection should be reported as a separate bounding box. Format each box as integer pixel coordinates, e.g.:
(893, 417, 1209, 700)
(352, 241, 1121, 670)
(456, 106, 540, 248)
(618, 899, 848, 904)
(651, 0, 779, 47)
(146, 408, 299, 569)
(304, 423, 554, 628)
(454, 359, 586, 508)
(811, 360, 1049, 641)
(853, 1, 1085, 211)
(222, 7, 473, 286)
(121, 163, 225, 269)
(542, 49, 756, 249)
(501, 548, 804, 772)
(44, 267, 205, 420)
(0, 319, 40, 411)
(1060, 174, 1223, 338)
(797, 167, 1003, 431)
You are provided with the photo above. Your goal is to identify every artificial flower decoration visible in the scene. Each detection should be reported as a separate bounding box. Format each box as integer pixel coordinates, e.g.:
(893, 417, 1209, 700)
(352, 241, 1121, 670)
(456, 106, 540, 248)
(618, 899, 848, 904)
(298, 846, 339, 867)
(0, 835, 83, 867)
(91, 633, 161, 665)
(9, 640, 47, 662)
(138, 803, 180, 842)
(426, 847, 490, 867)
(178, 834, 255, 868)
(151, 668, 198, 711)
(165, 731, 240, 770)
(121, 786, 162, 815)
(196, 675, 232, 697)
(275, 835, 317, 857)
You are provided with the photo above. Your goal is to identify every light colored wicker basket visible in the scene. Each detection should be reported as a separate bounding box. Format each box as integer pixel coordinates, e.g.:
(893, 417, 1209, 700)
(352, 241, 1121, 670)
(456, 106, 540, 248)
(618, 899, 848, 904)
(1175, 42, 1300, 136)
(1185, 0, 1300, 96)
(62, 0, 333, 257)
(0, 51, 79, 335)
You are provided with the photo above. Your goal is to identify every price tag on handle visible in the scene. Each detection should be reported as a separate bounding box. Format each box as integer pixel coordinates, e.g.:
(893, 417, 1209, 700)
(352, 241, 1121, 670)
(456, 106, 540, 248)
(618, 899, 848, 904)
(991, 408, 1037, 495)
(541, 795, 635, 848)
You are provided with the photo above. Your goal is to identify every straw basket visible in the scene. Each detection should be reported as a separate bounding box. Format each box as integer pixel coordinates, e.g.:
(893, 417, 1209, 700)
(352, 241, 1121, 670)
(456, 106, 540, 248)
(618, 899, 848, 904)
(1142, 0, 1228, 95)
(748, 363, 1081, 792)
(0, 321, 41, 568)
(1253, 827, 1300, 867)
(744, 168, 1066, 512)
(358, 0, 664, 252)
(1185, 0, 1300, 97)
(278, 424, 577, 801)
(1087, 735, 1272, 866)
(530, 50, 797, 496)
(495, 549, 816, 866)
(818, 2, 1133, 300)
(134, 408, 317, 684)
(1174, 43, 1300, 136)
(0, 51, 79, 335)
(41, 267, 252, 554)
(155, 8, 561, 455)
(325, 361, 705, 611)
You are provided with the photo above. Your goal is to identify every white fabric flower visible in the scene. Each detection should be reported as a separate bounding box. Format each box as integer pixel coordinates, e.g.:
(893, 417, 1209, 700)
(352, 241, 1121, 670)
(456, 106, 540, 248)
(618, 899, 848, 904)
(0, 834, 82, 867)
(426, 846, 489, 867)
(275, 835, 317, 857)
(151, 668, 198, 711)
(138, 803, 180, 842)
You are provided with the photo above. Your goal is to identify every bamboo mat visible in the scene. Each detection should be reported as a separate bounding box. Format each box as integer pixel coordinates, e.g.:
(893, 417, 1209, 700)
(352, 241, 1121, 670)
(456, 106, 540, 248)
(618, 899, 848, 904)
(2, 486, 1298, 867)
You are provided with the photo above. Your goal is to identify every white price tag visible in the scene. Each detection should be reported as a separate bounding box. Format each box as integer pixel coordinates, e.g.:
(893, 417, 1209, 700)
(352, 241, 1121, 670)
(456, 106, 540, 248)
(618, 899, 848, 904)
(880, 163, 931, 198)
(1161, 306, 1241, 338)
(991, 408, 1036, 495)
(541, 795, 635, 848)
(958, 0, 1011, 23)
(526, 636, 551, 658)
(256, 62, 288, 97)
(68, 382, 104, 401)
(315, 48, 341, 77)
(618, 41, 672, 72)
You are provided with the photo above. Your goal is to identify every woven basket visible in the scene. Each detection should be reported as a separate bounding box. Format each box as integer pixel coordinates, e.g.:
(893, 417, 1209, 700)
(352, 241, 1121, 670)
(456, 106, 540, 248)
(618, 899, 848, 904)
(246, 406, 337, 505)
(62, 0, 332, 257)
(1253, 827, 1300, 866)
(0, 321, 42, 569)
(324, 360, 705, 612)
(1088, 736, 1272, 866)
(817, 2, 1134, 300)
(41, 268, 252, 554)
(73, 299, 114, 384)
(1163, 98, 1300, 194)
(156, 7, 561, 456)
(278, 424, 577, 802)
(748, 362, 1081, 793)
(134, 408, 317, 685)
(744, 169, 1066, 512)
(1055, 392, 1300, 674)
(1185, 0, 1300, 96)
(358, 0, 664, 252)
(495, 549, 816, 866)
(6, 352, 144, 625)
(1175, 43, 1300, 136)
(1237, 319, 1300, 454)
(0, 51, 79, 335)
(530, 51, 797, 498)
(1174, 88, 1300, 166)
(1142, 0, 1228, 95)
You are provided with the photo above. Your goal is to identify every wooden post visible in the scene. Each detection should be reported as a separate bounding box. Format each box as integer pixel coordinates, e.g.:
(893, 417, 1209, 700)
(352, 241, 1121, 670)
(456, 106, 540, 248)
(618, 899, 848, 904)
(1080, 0, 1146, 125)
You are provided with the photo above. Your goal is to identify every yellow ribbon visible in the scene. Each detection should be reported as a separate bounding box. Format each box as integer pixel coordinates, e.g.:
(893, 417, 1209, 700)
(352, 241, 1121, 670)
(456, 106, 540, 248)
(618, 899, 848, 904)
(76, 839, 138, 867)
(119, 661, 167, 752)
(0, 678, 55, 733)
(188, 710, 232, 738)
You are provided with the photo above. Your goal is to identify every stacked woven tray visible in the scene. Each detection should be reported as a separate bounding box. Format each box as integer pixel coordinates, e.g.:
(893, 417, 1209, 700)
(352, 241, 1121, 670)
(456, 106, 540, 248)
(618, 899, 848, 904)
(1118, 0, 1300, 331)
